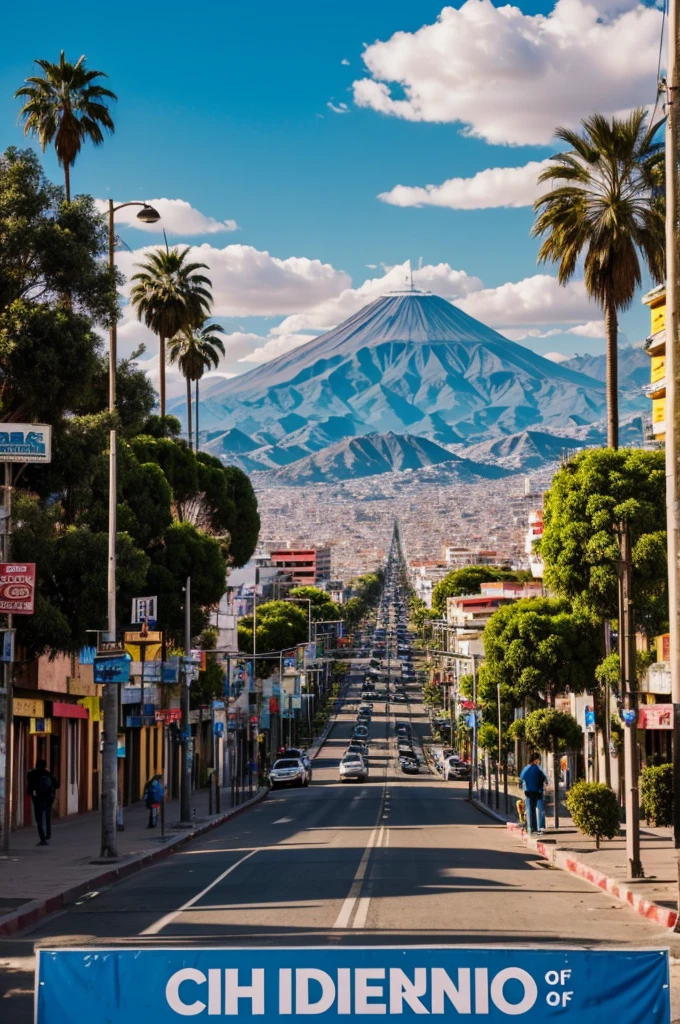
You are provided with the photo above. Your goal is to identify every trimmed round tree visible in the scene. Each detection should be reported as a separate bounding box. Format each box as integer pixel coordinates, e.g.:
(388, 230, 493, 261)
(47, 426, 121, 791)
(525, 708, 583, 828)
(566, 781, 620, 847)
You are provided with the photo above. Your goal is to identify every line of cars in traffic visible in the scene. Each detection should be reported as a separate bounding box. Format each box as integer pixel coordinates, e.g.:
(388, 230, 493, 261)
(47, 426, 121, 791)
(339, 691, 373, 782)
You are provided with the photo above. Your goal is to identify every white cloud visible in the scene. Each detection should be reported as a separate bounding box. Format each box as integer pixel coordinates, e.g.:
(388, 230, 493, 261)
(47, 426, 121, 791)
(459, 274, 599, 327)
(327, 101, 350, 114)
(378, 160, 552, 210)
(499, 319, 606, 341)
(353, 0, 662, 145)
(116, 244, 351, 318)
(96, 198, 240, 235)
(544, 351, 574, 363)
(273, 260, 483, 335)
(239, 332, 319, 364)
(341, 58, 351, 66)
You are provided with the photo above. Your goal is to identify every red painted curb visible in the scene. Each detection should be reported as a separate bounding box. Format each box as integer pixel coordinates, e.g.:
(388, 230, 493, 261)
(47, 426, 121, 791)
(0, 786, 269, 938)
(506, 821, 678, 930)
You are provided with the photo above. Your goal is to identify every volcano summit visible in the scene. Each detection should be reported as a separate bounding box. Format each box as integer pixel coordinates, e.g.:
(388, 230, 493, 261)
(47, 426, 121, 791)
(174, 290, 630, 482)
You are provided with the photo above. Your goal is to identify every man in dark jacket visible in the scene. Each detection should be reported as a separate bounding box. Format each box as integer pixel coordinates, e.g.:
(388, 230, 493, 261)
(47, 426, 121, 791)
(519, 753, 548, 835)
(26, 759, 58, 846)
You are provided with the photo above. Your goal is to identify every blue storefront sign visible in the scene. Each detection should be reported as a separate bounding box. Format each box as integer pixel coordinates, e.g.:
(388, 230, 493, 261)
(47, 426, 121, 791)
(36, 946, 670, 1023)
(93, 654, 131, 684)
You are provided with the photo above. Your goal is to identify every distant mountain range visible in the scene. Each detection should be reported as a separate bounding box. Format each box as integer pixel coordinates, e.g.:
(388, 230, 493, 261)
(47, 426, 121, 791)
(184, 290, 650, 486)
(254, 431, 509, 486)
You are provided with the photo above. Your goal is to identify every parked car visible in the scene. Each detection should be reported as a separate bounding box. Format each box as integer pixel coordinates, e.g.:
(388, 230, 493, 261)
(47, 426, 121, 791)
(339, 754, 369, 782)
(269, 758, 311, 789)
(278, 747, 313, 774)
(444, 757, 470, 781)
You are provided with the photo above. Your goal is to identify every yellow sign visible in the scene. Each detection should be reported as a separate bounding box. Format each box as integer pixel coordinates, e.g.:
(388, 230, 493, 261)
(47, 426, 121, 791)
(651, 304, 666, 335)
(78, 696, 101, 722)
(13, 697, 44, 717)
(68, 677, 99, 697)
(653, 397, 666, 423)
(651, 354, 666, 384)
(124, 630, 162, 662)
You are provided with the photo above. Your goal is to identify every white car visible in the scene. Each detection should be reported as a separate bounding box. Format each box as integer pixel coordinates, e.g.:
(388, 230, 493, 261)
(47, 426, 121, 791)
(339, 755, 368, 782)
(269, 758, 311, 789)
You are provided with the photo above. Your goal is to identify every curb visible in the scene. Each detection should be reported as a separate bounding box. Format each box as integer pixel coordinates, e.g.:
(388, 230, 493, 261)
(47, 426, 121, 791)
(502, 819, 678, 930)
(0, 786, 269, 938)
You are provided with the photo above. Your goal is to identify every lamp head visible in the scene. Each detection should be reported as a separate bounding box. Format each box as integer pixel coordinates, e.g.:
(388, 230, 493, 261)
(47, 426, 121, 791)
(136, 204, 161, 224)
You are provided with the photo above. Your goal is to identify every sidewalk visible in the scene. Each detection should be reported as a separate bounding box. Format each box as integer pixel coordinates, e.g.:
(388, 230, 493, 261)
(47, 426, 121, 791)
(0, 783, 268, 937)
(473, 794, 680, 929)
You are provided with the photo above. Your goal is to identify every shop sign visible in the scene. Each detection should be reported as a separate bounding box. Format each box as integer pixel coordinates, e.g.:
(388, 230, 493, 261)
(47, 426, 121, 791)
(0, 629, 14, 663)
(116, 734, 126, 758)
(155, 708, 182, 723)
(124, 630, 162, 663)
(638, 704, 673, 729)
(29, 717, 51, 735)
(0, 424, 51, 463)
(656, 633, 671, 662)
(94, 654, 131, 684)
(13, 697, 44, 718)
(641, 663, 672, 695)
(68, 677, 98, 697)
(0, 562, 35, 613)
(51, 702, 88, 719)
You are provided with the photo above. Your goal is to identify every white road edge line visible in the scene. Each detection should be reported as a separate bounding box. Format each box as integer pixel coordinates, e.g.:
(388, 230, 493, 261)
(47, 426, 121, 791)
(140, 849, 258, 936)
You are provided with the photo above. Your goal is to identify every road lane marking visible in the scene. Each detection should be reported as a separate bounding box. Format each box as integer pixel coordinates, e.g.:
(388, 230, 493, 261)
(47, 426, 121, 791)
(273, 817, 293, 824)
(332, 826, 378, 928)
(140, 848, 258, 936)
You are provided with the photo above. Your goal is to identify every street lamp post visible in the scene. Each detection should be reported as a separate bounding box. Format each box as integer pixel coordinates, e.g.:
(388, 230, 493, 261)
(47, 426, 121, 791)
(100, 201, 160, 859)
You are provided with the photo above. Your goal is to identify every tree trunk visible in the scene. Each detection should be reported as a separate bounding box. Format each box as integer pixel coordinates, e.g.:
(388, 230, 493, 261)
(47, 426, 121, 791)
(159, 335, 166, 426)
(195, 378, 200, 451)
(186, 374, 193, 449)
(64, 161, 71, 203)
(553, 738, 560, 829)
(604, 291, 619, 449)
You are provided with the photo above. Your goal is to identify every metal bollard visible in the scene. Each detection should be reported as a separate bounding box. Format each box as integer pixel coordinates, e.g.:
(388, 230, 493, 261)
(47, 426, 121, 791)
(216, 771, 221, 814)
(208, 773, 213, 816)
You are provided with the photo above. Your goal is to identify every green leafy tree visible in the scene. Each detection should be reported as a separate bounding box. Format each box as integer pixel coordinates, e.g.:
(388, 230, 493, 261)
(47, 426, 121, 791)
(525, 708, 583, 827)
(168, 319, 225, 448)
(482, 597, 600, 708)
(432, 566, 528, 616)
(130, 248, 212, 421)
(541, 448, 667, 635)
(532, 109, 664, 448)
(15, 52, 116, 201)
(289, 586, 342, 622)
(238, 601, 309, 654)
(478, 723, 499, 757)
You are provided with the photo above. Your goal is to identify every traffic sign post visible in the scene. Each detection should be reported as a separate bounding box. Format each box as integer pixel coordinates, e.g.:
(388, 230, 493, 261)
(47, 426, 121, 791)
(35, 946, 670, 1023)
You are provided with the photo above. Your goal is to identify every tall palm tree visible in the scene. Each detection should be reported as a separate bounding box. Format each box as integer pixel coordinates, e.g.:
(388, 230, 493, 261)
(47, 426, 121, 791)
(532, 109, 665, 449)
(168, 320, 226, 449)
(15, 51, 116, 201)
(130, 247, 212, 423)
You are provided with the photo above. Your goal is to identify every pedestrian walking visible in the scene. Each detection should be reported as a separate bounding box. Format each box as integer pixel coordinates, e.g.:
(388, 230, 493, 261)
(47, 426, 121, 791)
(26, 758, 58, 846)
(143, 773, 164, 828)
(519, 753, 547, 835)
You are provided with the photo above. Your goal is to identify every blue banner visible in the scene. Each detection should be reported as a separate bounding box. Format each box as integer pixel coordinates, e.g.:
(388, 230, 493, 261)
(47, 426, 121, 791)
(36, 946, 669, 1023)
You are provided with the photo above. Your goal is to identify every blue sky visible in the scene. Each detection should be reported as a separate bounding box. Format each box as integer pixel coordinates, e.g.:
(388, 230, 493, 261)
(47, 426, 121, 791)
(0, 0, 664, 385)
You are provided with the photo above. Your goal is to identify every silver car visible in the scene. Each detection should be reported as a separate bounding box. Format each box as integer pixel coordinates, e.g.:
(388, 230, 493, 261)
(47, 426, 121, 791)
(269, 758, 310, 789)
(339, 755, 368, 782)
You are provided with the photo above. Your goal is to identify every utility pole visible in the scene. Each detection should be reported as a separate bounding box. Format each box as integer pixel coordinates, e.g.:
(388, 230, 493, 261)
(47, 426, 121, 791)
(180, 576, 192, 825)
(0, 466, 12, 854)
(666, 0, 680, 852)
(618, 523, 643, 879)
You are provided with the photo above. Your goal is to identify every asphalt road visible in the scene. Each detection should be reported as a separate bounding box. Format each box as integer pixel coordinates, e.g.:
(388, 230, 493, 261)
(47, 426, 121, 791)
(2, 666, 680, 1021)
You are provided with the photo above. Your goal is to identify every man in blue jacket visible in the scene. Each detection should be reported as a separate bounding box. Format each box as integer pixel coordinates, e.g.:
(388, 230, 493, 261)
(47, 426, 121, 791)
(520, 753, 548, 835)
